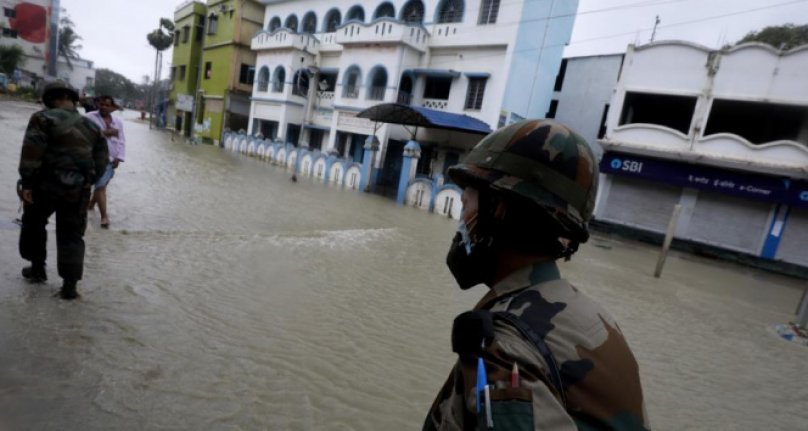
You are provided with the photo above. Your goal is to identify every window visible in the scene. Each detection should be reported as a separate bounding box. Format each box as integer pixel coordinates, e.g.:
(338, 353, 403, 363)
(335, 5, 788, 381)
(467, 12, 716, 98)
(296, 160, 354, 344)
(553, 58, 568, 92)
(2, 27, 18, 38)
(272, 67, 286, 92)
(257, 67, 269, 92)
(285, 14, 298, 31)
(464, 78, 487, 110)
(323, 9, 341, 32)
(291, 70, 309, 96)
(436, 0, 464, 23)
(196, 16, 205, 42)
(170, 67, 176, 80)
(343, 67, 361, 98)
(179, 65, 187, 81)
(374, 3, 395, 20)
(3, 8, 15, 18)
(207, 14, 218, 34)
(401, 0, 425, 23)
(619, 92, 697, 135)
(319, 72, 337, 92)
(346, 5, 365, 23)
(545, 99, 558, 118)
(239, 64, 255, 86)
(181, 26, 189, 43)
(367, 67, 388, 101)
(301, 12, 317, 34)
(424, 76, 452, 100)
(478, 0, 500, 24)
(705, 99, 808, 145)
(269, 16, 281, 32)
(204, 62, 212, 79)
(174, 30, 180, 46)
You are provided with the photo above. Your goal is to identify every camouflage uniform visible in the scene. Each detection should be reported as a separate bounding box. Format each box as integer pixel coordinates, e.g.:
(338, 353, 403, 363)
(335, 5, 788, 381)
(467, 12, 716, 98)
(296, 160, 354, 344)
(18, 101, 109, 281)
(424, 120, 648, 430)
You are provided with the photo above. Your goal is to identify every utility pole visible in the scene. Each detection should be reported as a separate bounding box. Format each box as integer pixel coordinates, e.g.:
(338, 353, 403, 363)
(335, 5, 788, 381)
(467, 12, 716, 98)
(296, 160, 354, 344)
(650, 15, 661, 43)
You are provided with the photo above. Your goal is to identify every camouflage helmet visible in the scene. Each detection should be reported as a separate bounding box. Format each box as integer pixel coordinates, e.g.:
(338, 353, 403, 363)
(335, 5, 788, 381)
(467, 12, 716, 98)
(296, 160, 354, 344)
(41, 80, 79, 107)
(448, 119, 599, 241)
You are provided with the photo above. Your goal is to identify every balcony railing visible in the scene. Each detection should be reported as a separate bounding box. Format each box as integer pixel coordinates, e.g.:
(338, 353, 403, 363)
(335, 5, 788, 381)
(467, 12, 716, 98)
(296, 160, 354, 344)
(252, 29, 320, 52)
(317, 91, 335, 109)
(422, 98, 449, 110)
(343, 85, 359, 99)
(367, 86, 386, 101)
(335, 19, 430, 51)
(397, 92, 412, 105)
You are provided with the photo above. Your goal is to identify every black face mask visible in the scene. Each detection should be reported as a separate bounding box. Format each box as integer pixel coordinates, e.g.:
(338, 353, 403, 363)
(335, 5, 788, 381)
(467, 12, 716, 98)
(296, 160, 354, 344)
(445, 231, 496, 290)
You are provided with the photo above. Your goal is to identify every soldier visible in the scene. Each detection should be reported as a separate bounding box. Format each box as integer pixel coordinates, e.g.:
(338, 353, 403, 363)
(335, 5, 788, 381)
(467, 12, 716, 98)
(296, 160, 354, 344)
(423, 119, 648, 430)
(17, 81, 109, 300)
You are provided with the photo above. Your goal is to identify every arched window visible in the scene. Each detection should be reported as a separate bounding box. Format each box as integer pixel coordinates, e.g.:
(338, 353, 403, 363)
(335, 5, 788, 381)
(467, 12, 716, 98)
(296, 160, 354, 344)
(268, 16, 281, 32)
(323, 8, 341, 32)
(436, 0, 464, 23)
(284, 14, 298, 32)
(342, 66, 362, 98)
(302, 12, 317, 34)
(272, 66, 286, 93)
(400, 0, 425, 24)
(345, 5, 365, 23)
(373, 3, 396, 20)
(367, 66, 388, 101)
(257, 66, 270, 92)
(477, 0, 500, 24)
(397, 73, 414, 104)
(291, 70, 310, 97)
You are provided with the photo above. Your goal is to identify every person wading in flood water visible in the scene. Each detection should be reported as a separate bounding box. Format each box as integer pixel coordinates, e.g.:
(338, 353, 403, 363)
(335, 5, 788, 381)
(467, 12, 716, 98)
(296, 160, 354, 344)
(85, 95, 126, 228)
(17, 81, 109, 299)
(423, 119, 648, 430)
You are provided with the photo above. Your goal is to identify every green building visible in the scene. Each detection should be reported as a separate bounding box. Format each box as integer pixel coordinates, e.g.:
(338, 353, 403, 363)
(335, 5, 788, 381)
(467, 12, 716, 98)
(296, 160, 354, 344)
(194, 0, 263, 145)
(169, 0, 207, 138)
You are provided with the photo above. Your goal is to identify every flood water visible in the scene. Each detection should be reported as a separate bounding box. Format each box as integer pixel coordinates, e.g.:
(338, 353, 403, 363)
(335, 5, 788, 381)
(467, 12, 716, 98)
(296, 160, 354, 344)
(1, 100, 807, 430)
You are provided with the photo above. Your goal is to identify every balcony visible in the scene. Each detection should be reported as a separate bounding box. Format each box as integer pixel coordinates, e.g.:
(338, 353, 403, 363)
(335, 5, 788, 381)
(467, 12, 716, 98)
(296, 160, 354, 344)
(334, 19, 429, 52)
(422, 98, 449, 111)
(317, 91, 334, 110)
(251, 29, 320, 52)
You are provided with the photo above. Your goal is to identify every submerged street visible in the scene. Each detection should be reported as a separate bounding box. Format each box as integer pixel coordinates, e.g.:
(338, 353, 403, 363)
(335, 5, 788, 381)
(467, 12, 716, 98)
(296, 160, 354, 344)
(1, 100, 807, 430)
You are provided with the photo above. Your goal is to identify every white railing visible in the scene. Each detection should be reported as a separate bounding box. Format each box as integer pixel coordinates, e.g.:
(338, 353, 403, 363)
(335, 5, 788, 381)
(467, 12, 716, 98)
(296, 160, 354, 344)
(335, 20, 430, 51)
(422, 98, 449, 110)
(251, 29, 320, 52)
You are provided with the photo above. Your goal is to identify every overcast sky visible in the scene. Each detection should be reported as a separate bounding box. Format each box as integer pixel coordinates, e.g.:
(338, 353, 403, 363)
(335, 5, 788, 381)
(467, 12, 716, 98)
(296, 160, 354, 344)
(60, 0, 808, 82)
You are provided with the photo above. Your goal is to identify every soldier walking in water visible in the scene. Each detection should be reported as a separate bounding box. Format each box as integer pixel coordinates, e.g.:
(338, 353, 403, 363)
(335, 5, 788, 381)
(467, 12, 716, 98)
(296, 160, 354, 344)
(17, 81, 109, 300)
(423, 119, 648, 430)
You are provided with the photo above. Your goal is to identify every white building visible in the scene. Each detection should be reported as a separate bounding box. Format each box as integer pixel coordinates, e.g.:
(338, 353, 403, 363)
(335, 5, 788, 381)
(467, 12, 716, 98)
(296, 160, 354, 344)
(234, 0, 578, 212)
(596, 41, 808, 268)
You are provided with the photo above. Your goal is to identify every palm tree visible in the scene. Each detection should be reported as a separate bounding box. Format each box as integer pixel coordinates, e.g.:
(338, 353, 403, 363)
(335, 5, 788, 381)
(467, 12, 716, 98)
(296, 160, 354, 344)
(58, 16, 82, 70)
(146, 18, 175, 128)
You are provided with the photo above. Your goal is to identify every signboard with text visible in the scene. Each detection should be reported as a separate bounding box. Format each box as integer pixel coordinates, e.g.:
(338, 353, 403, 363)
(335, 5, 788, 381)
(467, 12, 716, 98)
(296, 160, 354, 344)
(600, 152, 790, 204)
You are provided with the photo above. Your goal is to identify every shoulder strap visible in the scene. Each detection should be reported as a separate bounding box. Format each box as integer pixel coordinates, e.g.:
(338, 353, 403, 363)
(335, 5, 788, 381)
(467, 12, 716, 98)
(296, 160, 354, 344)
(493, 311, 567, 406)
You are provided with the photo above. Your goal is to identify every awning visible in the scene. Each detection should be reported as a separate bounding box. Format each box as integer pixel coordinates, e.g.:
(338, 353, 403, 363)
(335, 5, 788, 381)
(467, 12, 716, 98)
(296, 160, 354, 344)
(410, 68, 461, 78)
(464, 72, 490, 79)
(356, 103, 492, 135)
(304, 123, 330, 131)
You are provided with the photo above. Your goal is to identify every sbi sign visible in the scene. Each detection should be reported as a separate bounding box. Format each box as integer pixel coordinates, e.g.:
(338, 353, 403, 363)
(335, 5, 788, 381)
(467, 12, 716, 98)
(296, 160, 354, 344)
(610, 158, 644, 173)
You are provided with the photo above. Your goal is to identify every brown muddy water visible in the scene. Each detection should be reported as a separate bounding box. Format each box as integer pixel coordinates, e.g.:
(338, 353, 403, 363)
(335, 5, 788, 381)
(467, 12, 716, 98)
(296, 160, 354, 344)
(1, 100, 806, 430)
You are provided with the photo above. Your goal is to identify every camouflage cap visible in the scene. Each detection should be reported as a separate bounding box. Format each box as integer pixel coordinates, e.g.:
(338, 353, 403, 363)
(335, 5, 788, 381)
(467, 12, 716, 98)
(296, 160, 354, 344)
(448, 119, 599, 239)
(41, 80, 79, 106)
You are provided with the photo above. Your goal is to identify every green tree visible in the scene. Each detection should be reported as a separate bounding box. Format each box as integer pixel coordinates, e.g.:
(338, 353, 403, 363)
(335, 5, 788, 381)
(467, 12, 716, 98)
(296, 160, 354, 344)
(58, 15, 83, 70)
(736, 24, 808, 50)
(95, 68, 148, 104)
(0, 45, 26, 75)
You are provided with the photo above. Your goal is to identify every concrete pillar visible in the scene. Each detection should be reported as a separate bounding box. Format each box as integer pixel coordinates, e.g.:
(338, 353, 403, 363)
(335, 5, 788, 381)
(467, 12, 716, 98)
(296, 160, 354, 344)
(360, 136, 380, 192)
(397, 140, 421, 205)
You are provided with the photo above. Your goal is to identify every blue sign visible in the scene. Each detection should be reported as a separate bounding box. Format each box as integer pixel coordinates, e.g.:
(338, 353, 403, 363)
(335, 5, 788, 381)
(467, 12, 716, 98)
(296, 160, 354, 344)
(600, 152, 789, 203)
(784, 181, 808, 208)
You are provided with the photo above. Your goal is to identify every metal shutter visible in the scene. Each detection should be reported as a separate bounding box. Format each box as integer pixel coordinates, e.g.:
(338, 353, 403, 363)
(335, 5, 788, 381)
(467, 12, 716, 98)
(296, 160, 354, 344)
(601, 176, 682, 233)
(684, 192, 771, 254)
(776, 209, 808, 267)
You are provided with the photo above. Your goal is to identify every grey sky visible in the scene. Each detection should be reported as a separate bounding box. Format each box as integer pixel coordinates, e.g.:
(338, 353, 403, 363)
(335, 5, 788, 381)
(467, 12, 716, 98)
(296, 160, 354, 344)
(60, 0, 808, 82)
